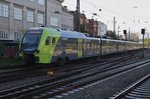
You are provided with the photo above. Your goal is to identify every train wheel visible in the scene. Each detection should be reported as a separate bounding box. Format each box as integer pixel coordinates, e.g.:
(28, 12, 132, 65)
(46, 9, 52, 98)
(64, 57, 70, 63)
(24, 55, 35, 66)
(56, 58, 64, 66)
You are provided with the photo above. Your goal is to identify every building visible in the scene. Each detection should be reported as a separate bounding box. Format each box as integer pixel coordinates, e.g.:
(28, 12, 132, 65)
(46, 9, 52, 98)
(71, 12, 89, 32)
(0, 0, 73, 41)
(72, 12, 107, 37)
(78, 13, 88, 33)
(61, 6, 73, 31)
(98, 22, 107, 37)
(129, 33, 139, 41)
(47, 0, 73, 31)
(87, 19, 98, 37)
(72, 12, 98, 36)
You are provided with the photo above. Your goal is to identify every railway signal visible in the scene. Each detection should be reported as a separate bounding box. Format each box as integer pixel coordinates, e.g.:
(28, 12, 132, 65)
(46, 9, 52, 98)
(141, 29, 145, 57)
(123, 30, 127, 54)
(141, 29, 145, 35)
(123, 30, 127, 35)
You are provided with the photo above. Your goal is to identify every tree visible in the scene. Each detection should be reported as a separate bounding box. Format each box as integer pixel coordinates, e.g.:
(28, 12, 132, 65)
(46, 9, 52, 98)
(80, 24, 86, 33)
(144, 38, 150, 48)
(105, 30, 117, 39)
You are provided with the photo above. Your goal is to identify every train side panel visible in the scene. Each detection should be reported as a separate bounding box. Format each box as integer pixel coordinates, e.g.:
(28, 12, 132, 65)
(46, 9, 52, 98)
(19, 27, 142, 65)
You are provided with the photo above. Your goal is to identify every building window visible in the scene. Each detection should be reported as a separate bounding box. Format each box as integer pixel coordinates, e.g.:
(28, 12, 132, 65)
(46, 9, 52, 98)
(38, 0, 45, 5)
(14, 31, 23, 41)
(50, 17, 58, 26)
(27, 10, 34, 22)
(62, 24, 64, 29)
(0, 30, 8, 40)
(14, 7, 22, 20)
(38, 13, 44, 24)
(0, 3, 8, 17)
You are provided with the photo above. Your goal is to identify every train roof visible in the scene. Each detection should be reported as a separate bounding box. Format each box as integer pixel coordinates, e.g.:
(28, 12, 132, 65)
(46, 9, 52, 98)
(60, 30, 87, 38)
(29, 27, 88, 39)
(60, 30, 101, 40)
(29, 27, 46, 30)
(29, 27, 140, 43)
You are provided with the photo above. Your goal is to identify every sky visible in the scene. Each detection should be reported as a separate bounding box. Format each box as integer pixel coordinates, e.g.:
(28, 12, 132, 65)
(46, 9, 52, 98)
(62, 0, 150, 37)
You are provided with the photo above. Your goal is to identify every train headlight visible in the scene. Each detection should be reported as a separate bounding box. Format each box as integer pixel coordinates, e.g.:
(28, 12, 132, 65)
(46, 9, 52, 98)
(36, 50, 40, 53)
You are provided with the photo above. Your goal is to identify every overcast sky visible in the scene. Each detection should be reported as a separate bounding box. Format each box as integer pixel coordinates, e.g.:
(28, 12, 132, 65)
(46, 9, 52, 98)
(63, 0, 150, 36)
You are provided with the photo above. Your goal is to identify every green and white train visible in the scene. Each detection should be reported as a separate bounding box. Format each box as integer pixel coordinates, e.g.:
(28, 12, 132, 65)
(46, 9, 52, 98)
(19, 27, 141, 65)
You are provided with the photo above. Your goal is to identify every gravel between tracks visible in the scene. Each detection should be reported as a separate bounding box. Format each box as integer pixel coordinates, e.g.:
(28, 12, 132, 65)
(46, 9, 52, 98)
(0, 50, 149, 98)
(60, 63, 150, 99)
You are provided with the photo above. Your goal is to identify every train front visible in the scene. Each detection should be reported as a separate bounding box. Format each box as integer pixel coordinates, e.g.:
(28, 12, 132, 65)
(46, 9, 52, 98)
(19, 29, 43, 65)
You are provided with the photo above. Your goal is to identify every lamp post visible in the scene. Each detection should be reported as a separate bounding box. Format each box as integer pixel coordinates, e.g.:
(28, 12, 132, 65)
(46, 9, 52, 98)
(148, 33, 149, 48)
(123, 30, 127, 54)
(141, 29, 145, 57)
(45, 0, 47, 26)
(76, 0, 80, 32)
(128, 27, 130, 41)
(113, 17, 116, 34)
(98, 9, 102, 55)
(117, 26, 120, 53)
(146, 33, 149, 48)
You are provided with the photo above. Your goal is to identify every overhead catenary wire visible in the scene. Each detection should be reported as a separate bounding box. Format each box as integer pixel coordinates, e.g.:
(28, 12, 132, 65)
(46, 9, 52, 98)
(63, 0, 150, 23)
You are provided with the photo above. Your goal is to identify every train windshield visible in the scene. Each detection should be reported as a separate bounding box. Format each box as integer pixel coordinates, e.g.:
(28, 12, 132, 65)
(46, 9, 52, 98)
(21, 30, 43, 50)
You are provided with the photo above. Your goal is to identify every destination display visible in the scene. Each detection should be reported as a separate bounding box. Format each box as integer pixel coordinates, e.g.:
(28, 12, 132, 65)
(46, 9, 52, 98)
(26, 30, 42, 34)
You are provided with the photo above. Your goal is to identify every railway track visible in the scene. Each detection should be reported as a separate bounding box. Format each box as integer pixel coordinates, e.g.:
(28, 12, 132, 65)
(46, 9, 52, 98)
(0, 50, 141, 83)
(0, 58, 108, 83)
(0, 67, 48, 83)
(112, 73, 150, 99)
(0, 51, 149, 99)
(55, 49, 144, 73)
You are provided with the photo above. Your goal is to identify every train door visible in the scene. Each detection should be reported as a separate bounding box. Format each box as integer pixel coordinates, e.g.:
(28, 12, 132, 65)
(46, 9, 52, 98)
(44, 36, 55, 54)
(78, 39, 83, 57)
(49, 37, 56, 62)
(42, 36, 51, 63)
(50, 37, 56, 54)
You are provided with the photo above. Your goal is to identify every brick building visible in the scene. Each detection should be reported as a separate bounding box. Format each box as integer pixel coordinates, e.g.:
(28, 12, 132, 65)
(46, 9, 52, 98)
(72, 12, 101, 37)
(87, 19, 98, 37)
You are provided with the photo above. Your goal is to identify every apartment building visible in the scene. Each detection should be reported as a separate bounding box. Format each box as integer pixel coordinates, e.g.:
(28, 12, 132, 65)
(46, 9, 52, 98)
(72, 11, 107, 37)
(0, 0, 73, 41)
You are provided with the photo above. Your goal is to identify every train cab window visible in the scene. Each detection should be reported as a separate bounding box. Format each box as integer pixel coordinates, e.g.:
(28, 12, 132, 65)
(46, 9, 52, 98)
(45, 37, 50, 45)
(52, 38, 56, 45)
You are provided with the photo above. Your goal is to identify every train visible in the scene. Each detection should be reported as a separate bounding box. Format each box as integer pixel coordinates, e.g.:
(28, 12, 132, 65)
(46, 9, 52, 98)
(19, 27, 141, 65)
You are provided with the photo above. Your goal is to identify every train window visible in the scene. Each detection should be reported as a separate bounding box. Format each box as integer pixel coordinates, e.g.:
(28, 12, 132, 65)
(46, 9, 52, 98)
(52, 38, 56, 45)
(45, 37, 50, 45)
